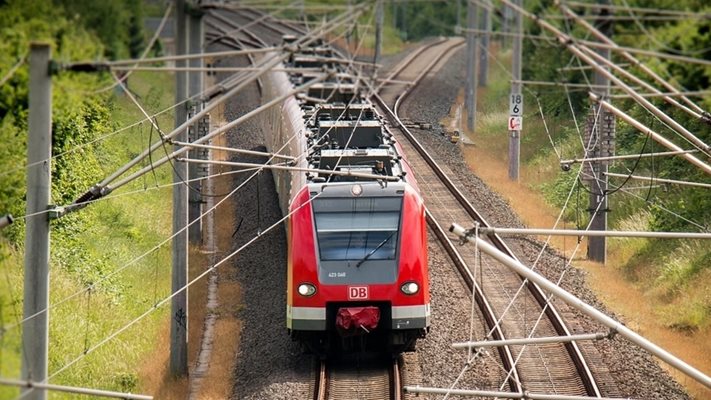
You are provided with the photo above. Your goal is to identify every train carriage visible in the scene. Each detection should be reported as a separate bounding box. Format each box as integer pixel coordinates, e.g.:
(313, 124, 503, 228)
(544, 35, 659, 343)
(262, 41, 430, 355)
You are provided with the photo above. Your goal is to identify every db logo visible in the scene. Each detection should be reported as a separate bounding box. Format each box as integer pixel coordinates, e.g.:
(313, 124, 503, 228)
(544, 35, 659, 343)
(348, 286, 368, 300)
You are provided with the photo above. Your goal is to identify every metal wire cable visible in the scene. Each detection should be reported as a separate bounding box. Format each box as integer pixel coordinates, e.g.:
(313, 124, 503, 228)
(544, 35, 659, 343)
(0, 52, 27, 87)
(617, 0, 711, 57)
(22, 6, 382, 384)
(1, 1, 369, 346)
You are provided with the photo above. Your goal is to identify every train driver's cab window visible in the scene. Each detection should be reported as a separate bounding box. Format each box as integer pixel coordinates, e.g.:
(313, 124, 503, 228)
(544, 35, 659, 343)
(312, 197, 402, 262)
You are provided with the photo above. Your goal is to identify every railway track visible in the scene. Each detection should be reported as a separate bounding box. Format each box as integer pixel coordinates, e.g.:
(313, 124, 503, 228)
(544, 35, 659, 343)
(208, 8, 599, 397)
(372, 38, 602, 397)
(314, 358, 401, 400)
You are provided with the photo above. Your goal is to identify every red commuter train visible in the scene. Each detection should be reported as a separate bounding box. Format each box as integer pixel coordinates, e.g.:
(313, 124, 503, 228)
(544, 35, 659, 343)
(263, 43, 429, 355)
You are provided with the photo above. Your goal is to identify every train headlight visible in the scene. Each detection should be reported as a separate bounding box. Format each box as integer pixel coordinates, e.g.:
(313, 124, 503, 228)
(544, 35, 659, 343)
(400, 282, 419, 295)
(298, 283, 317, 297)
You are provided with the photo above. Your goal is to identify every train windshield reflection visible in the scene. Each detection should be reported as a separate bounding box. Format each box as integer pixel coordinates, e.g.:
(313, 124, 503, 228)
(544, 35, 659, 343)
(313, 197, 402, 261)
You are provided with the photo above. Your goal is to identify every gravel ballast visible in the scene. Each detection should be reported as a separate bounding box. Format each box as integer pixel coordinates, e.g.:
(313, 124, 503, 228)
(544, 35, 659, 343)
(398, 44, 689, 400)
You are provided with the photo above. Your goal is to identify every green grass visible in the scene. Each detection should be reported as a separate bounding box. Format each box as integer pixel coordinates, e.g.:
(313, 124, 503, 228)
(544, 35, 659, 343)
(0, 70, 174, 398)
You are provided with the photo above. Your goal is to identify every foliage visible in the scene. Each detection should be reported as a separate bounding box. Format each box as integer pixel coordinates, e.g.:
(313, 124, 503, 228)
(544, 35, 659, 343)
(515, 0, 711, 330)
(0, 0, 174, 397)
(392, 1, 458, 41)
(55, 0, 144, 60)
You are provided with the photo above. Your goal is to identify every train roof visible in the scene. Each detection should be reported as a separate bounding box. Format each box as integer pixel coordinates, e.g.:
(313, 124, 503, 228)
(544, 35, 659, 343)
(286, 42, 408, 186)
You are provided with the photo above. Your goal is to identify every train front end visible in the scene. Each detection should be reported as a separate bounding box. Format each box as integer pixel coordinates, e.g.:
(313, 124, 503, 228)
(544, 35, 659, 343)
(287, 181, 429, 355)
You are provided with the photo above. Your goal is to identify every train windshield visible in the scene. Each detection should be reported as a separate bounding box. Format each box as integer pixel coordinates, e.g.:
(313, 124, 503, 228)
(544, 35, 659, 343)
(312, 197, 402, 262)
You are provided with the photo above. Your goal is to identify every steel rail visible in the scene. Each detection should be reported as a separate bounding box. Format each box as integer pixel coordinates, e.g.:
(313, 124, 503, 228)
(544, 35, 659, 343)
(377, 38, 523, 395)
(391, 358, 402, 400)
(426, 212, 523, 393)
(314, 359, 400, 400)
(375, 38, 448, 92)
(373, 40, 602, 397)
(315, 360, 327, 400)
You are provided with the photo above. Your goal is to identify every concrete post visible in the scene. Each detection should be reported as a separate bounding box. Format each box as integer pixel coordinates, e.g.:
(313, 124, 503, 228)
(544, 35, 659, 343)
(171, 0, 189, 377)
(375, 0, 383, 66)
(466, 1, 479, 131)
(188, 8, 204, 244)
(508, 0, 522, 180)
(478, 3, 491, 86)
(587, 0, 613, 263)
(21, 42, 52, 400)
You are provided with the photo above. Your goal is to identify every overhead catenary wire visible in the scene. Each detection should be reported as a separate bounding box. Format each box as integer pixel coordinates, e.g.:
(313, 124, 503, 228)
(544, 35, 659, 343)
(450, 223, 711, 390)
(564, 0, 711, 18)
(0, 52, 27, 87)
(543, 14, 708, 21)
(560, 149, 701, 165)
(33, 23, 384, 389)
(459, 28, 612, 390)
(171, 141, 295, 161)
(101, 74, 328, 195)
(100, 2, 370, 193)
(556, 2, 709, 120)
(591, 93, 711, 175)
(386, 16, 604, 394)
(450, 5, 708, 390)
(4, 3, 376, 337)
(70, 5, 364, 208)
(604, 172, 711, 189)
(498, 0, 711, 164)
(618, 0, 711, 57)
(6, 4, 382, 354)
(0, 66, 245, 182)
(84, 48, 280, 67)
(110, 66, 320, 73)
(588, 170, 708, 230)
(36, 194, 320, 389)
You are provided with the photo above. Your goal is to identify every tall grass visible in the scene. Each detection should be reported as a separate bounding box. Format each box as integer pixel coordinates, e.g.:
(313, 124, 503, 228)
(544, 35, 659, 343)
(0, 71, 174, 398)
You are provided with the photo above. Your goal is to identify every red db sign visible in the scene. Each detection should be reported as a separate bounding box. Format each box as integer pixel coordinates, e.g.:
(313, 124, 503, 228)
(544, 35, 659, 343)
(348, 286, 368, 300)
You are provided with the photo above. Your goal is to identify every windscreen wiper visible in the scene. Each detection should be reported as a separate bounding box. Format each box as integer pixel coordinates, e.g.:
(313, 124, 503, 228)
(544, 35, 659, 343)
(354, 231, 396, 268)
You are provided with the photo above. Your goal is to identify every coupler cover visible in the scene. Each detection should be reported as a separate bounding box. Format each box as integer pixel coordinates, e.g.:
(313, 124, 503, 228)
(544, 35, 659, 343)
(336, 306, 380, 336)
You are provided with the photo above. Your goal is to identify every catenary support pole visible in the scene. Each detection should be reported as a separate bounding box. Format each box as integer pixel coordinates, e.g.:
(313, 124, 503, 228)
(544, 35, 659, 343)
(508, 0, 522, 180)
(188, 5, 204, 244)
(22, 42, 52, 400)
(556, 1, 708, 119)
(450, 223, 711, 390)
(587, 0, 613, 263)
(375, 0, 383, 67)
(171, 0, 189, 377)
(456, 0, 462, 31)
(591, 93, 711, 175)
(465, 0, 473, 118)
(502, 2, 512, 49)
(466, 0, 479, 131)
(478, 0, 490, 86)
(499, 0, 711, 159)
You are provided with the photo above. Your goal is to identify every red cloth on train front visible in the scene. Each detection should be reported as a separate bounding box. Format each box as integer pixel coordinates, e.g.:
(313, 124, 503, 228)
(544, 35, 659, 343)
(335, 306, 380, 332)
